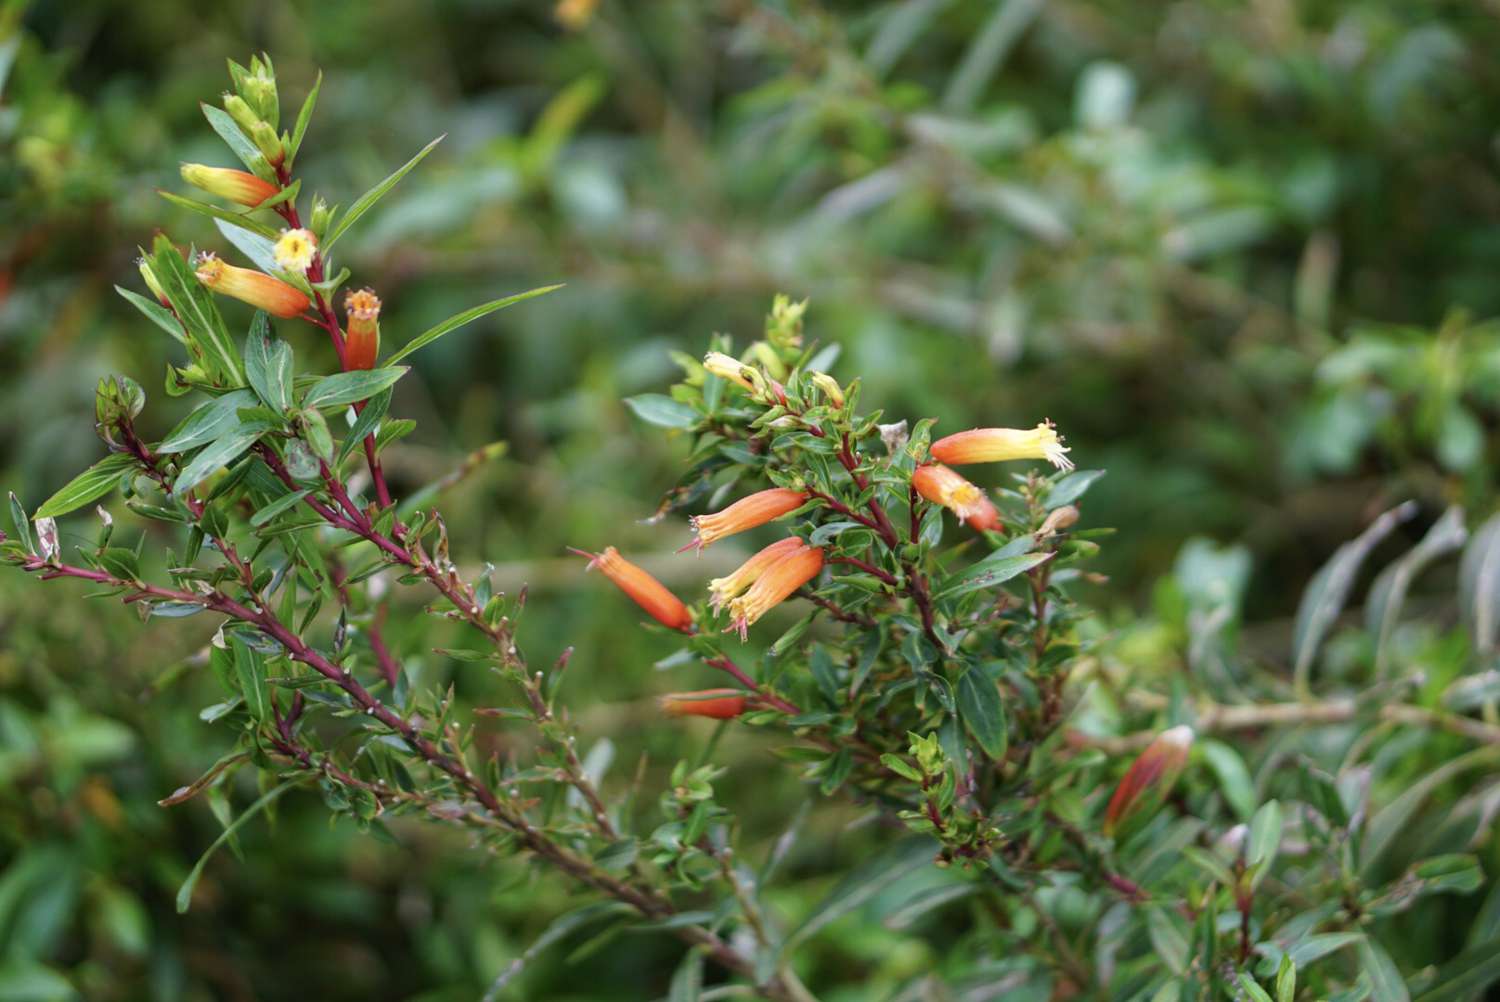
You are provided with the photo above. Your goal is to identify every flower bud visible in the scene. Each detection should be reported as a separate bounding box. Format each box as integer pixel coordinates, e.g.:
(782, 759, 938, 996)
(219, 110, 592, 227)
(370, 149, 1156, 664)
(809, 371, 845, 408)
(660, 689, 747, 720)
(765, 293, 806, 349)
(1103, 725, 1194, 839)
(195, 253, 310, 318)
(703, 351, 763, 394)
(344, 289, 382, 372)
(708, 536, 805, 612)
(931, 421, 1073, 471)
(726, 543, 823, 640)
(250, 120, 285, 167)
(684, 488, 808, 553)
(180, 163, 280, 208)
(573, 546, 693, 632)
(273, 228, 317, 275)
(1038, 505, 1080, 537)
(222, 93, 261, 135)
(137, 257, 169, 306)
(309, 195, 334, 236)
(241, 55, 279, 126)
(912, 464, 1001, 532)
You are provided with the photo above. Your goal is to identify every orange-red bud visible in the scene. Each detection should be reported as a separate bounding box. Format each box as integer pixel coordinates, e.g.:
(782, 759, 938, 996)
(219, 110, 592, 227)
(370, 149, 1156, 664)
(574, 546, 693, 632)
(912, 464, 1002, 532)
(179, 163, 280, 208)
(659, 689, 747, 719)
(931, 422, 1073, 471)
(194, 254, 310, 318)
(727, 542, 823, 640)
(686, 488, 808, 552)
(1103, 725, 1193, 838)
(344, 289, 381, 371)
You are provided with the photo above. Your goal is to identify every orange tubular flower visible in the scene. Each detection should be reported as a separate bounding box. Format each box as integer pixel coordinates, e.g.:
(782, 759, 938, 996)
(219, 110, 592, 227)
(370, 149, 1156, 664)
(1103, 725, 1194, 838)
(931, 422, 1073, 471)
(726, 543, 824, 640)
(344, 289, 381, 371)
(685, 488, 808, 552)
(660, 689, 747, 720)
(912, 464, 1002, 532)
(194, 254, 310, 318)
(179, 164, 280, 208)
(573, 546, 693, 632)
(708, 536, 805, 612)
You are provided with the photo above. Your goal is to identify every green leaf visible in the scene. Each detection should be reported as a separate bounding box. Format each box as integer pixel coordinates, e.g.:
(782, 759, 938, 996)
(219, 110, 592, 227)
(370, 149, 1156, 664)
(213, 218, 281, 274)
(157, 190, 280, 240)
(1363, 745, 1500, 876)
(336, 388, 392, 465)
(151, 234, 244, 386)
(483, 903, 634, 999)
(1146, 906, 1189, 975)
(1460, 512, 1500, 656)
(1284, 931, 1362, 968)
(1368, 506, 1467, 678)
(1247, 799, 1283, 886)
(1276, 956, 1296, 1002)
(243, 318, 294, 412)
(115, 285, 187, 343)
(287, 70, 322, 168)
(1046, 468, 1105, 508)
(936, 550, 1050, 600)
(175, 423, 271, 495)
(249, 490, 311, 528)
(783, 836, 937, 952)
(384, 285, 563, 365)
(230, 634, 268, 723)
(8, 492, 34, 553)
(200, 102, 267, 176)
(668, 949, 702, 1002)
(956, 665, 1007, 760)
(302, 367, 409, 410)
(1237, 974, 1274, 1002)
(324, 135, 445, 250)
(159, 390, 259, 453)
(0, 960, 80, 1001)
(1198, 739, 1256, 821)
(1413, 938, 1500, 1002)
(623, 393, 699, 430)
(34, 453, 136, 519)
(176, 779, 299, 913)
(1356, 936, 1409, 1002)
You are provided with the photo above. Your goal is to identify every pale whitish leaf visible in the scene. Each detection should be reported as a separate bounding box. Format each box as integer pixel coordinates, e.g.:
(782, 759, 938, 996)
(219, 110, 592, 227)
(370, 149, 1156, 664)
(175, 423, 271, 495)
(623, 394, 698, 430)
(1356, 937, 1409, 1002)
(159, 390, 258, 453)
(213, 218, 281, 274)
(1459, 513, 1500, 655)
(1292, 501, 1416, 695)
(383, 285, 563, 365)
(33, 517, 58, 562)
(302, 367, 408, 410)
(325, 135, 445, 249)
(34, 453, 136, 519)
(1367, 506, 1467, 678)
(158, 190, 280, 240)
(115, 285, 187, 343)
(176, 779, 299, 913)
(784, 836, 937, 951)
(936, 550, 1050, 600)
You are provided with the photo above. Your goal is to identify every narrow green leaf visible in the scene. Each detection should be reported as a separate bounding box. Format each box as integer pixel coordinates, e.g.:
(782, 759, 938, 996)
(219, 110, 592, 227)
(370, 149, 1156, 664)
(1199, 739, 1256, 821)
(157, 190, 279, 240)
(200, 102, 268, 176)
(1356, 936, 1409, 1002)
(784, 836, 937, 952)
(159, 390, 259, 453)
(1046, 468, 1105, 509)
(303, 367, 409, 410)
(34, 453, 136, 519)
(1460, 512, 1500, 656)
(230, 635, 269, 723)
(175, 423, 271, 495)
(623, 393, 699, 430)
(243, 318, 294, 412)
(936, 550, 1051, 600)
(176, 779, 298, 913)
(336, 388, 392, 465)
(288, 70, 322, 167)
(1276, 956, 1296, 1002)
(324, 135, 445, 250)
(8, 492, 34, 553)
(115, 285, 187, 343)
(1237, 974, 1274, 1002)
(250, 490, 311, 528)
(384, 285, 563, 365)
(213, 218, 281, 274)
(151, 234, 244, 386)
(1413, 938, 1500, 1002)
(1368, 506, 1467, 678)
(1363, 744, 1500, 876)
(957, 665, 1007, 760)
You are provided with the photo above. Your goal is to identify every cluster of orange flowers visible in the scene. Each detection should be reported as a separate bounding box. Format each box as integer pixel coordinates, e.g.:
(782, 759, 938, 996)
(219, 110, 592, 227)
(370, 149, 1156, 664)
(577, 362, 1075, 720)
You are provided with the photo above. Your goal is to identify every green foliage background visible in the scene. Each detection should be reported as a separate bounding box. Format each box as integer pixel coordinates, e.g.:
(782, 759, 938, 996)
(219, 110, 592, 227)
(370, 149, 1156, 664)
(2, 1, 1499, 999)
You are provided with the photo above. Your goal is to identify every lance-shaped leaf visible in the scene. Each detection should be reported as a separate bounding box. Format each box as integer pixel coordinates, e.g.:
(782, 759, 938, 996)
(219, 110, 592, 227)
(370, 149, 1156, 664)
(1460, 512, 1500, 656)
(324, 135, 444, 250)
(384, 285, 563, 365)
(34, 453, 137, 519)
(151, 234, 244, 387)
(1367, 506, 1467, 678)
(302, 367, 409, 410)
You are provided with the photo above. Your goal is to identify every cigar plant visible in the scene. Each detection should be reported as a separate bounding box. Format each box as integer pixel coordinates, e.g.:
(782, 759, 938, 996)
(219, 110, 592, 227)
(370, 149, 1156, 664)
(6, 55, 1500, 1001)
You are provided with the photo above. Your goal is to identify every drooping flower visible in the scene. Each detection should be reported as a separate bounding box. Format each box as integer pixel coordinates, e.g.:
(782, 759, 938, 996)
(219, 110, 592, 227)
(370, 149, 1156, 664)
(194, 254, 310, 318)
(572, 546, 693, 632)
(179, 163, 279, 208)
(931, 422, 1073, 471)
(702, 351, 761, 393)
(1103, 725, 1194, 839)
(273, 228, 317, 275)
(726, 543, 824, 640)
(809, 371, 845, 408)
(912, 464, 1002, 532)
(659, 689, 747, 720)
(344, 289, 381, 371)
(707, 536, 805, 612)
(685, 488, 808, 552)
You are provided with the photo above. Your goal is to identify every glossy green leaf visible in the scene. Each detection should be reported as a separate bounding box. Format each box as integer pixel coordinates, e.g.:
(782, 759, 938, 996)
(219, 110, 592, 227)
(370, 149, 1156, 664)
(34, 453, 136, 519)
(324, 134, 444, 249)
(384, 285, 563, 365)
(302, 367, 409, 410)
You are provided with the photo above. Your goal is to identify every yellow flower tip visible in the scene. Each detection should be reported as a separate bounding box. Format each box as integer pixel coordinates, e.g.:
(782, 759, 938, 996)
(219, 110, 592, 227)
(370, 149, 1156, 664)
(343, 288, 382, 371)
(725, 543, 823, 641)
(193, 253, 226, 286)
(707, 536, 806, 613)
(702, 351, 762, 393)
(179, 163, 279, 208)
(194, 252, 310, 319)
(659, 689, 747, 720)
(272, 228, 317, 274)
(809, 371, 844, 408)
(687, 488, 808, 551)
(572, 546, 694, 632)
(930, 421, 1074, 471)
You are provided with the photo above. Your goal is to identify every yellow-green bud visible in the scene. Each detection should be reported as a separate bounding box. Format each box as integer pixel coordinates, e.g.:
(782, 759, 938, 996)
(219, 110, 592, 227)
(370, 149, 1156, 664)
(222, 93, 260, 134)
(250, 120, 284, 167)
(137, 257, 169, 305)
(241, 62, 278, 127)
(309, 195, 334, 237)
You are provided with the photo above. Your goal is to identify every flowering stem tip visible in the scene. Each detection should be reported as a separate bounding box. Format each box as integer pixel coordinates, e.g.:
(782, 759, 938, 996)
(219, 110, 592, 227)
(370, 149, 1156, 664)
(931, 422, 1073, 471)
(572, 546, 694, 632)
(194, 254, 310, 318)
(685, 488, 808, 552)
